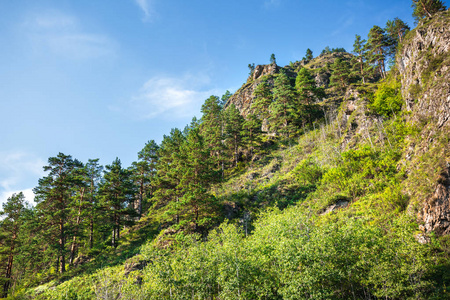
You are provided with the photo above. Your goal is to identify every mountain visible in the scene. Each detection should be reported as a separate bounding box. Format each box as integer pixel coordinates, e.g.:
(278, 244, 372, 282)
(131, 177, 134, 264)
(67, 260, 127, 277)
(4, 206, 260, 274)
(2, 8, 450, 300)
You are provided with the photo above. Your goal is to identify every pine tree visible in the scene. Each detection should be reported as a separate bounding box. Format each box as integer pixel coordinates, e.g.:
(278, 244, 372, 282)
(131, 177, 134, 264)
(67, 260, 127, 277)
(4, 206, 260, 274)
(0, 192, 28, 297)
(248, 63, 255, 77)
(366, 25, 392, 79)
(200, 95, 225, 174)
(295, 67, 325, 126)
(68, 164, 88, 265)
(130, 140, 159, 219)
(153, 128, 185, 224)
(304, 48, 314, 61)
(224, 104, 245, 167)
(351, 34, 371, 84)
(85, 159, 103, 249)
(242, 113, 263, 159)
(385, 18, 410, 45)
(412, 0, 446, 22)
(33, 153, 83, 274)
(220, 90, 233, 108)
(270, 53, 277, 65)
(251, 81, 273, 123)
(269, 70, 297, 139)
(178, 124, 218, 232)
(99, 158, 136, 248)
(329, 58, 352, 92)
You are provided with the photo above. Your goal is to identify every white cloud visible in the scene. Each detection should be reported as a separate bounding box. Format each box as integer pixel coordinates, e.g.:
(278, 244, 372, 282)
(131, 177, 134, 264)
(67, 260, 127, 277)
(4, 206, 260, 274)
(24, 10, 117, 59)
(0, 188, 35, 208)
(134, 0, 156, 22)
(264, 0, 281, 9)
(0, 151, 45, 206)
(123, 73, 219, 120)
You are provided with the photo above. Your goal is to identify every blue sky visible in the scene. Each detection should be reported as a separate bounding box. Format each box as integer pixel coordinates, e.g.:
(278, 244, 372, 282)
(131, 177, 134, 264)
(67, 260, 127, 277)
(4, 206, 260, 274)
(0, 0, 445, 205)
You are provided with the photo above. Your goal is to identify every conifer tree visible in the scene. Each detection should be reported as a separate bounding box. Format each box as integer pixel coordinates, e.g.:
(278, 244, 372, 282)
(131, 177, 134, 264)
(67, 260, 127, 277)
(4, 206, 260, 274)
(178, 124, 218, 231)
(224, 104, 245, 167)
(412, 0, 446, 22)
(242, 113, 263, 159)
(220, 90, 233, 108)
(153, 128, 185, 224)
(366, 25, 392, 78)
(269, 70, 297, 139)
(251, 81, 273, 124)
(68, 164, 88, 265)
(130, 140, 159, 218)
(385, 18, 410, 45)
(329, 58, 352, 92)
(270, 53, 277, 65)
(99, 158, 136, 248)
(201, 95, 225, 173)
(85, 159, 103, 249)
(304, 48, 314, 61)
(351, 34, 371, 83)
(0, 193, 28, 297)
(295, 67, 325, 126)
(33, 153, 83, 274)
(248, 63, 255, 77)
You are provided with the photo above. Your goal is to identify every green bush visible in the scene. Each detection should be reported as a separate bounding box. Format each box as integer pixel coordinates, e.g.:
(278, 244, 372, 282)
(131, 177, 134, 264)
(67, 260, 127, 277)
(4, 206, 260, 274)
(369, 80, 403, 117)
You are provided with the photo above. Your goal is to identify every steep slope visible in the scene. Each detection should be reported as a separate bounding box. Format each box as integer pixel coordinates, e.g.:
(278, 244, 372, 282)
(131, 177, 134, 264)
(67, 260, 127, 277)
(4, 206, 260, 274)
(397, 10, 450, 236)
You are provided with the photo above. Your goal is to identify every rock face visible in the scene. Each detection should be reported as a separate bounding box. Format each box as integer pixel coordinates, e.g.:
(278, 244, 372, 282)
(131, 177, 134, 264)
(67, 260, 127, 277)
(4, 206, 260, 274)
(397, 10, 450, 129)
(224, 53, 351, 118)
(252, 63, 279, 81)
(397, 10, 450, 237)
(420, 165, 450, 235)
(224, 63, 279, 118)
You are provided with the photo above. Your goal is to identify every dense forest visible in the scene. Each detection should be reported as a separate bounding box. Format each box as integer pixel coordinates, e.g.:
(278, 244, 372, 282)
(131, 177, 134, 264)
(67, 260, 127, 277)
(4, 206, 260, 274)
(1, 1, 450, 299)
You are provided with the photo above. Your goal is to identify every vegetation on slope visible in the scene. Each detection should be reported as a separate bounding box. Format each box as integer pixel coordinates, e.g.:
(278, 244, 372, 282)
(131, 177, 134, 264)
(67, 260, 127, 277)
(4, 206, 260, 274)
(1, 1, 450, 299)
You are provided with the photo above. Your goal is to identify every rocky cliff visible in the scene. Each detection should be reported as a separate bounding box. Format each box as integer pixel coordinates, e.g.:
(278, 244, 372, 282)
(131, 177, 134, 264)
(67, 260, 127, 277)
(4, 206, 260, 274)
(397, 10, 450, 237)
(224, 52, 353, 119)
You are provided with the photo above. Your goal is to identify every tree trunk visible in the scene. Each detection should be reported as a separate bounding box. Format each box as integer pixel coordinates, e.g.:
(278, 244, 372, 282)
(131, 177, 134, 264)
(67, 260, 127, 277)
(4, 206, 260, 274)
(2, 233, 15, 298)
(419, 0, 433, 18)
(89, 217, 94, 249)
(70, 190, 84, 265)
(59, 219, 65, 273)
(234, 134, 238, 167)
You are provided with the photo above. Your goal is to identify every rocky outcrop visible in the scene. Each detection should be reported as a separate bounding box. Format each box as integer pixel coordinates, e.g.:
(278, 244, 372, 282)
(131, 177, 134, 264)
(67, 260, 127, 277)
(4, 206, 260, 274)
(397, 10, 450, 237)
(252, 63, 279, 81)
(225, 53, 352, 118)
(224, 63, 279, 118)
(397, 10, 450, 129)
(420, 165, 450, 235)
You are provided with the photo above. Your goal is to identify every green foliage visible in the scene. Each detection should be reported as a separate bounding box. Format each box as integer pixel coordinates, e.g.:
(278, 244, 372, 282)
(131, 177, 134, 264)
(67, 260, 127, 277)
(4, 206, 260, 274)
(369, 78, 403, 117)
(385, 17, 410, 45)
(412, 0, 447, 23)
(99, 158, 137, 248)
(251, 80, 272, 122)
(224, 104, 245, 167)
(291, 157, 323, 186)
(317, 146, 403, 209)
(269, 71, 297, 138)
(366, 25, 393, 78)
(304, 48, 313, 61)
(329, 58, 352, 92)
(270, 53, 276, 65)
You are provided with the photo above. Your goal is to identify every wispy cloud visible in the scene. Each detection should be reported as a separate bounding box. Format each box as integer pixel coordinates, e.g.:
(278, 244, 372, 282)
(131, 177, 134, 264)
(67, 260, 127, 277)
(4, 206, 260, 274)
(134, 0, 156, 22)
(264, 0, 281, 9)
(24, 10, 117, 59)
(116, 73, 219, 120)
(330, 14, 355, 37)
(0, 151, 46, 206)
(0, 188, 35, 207)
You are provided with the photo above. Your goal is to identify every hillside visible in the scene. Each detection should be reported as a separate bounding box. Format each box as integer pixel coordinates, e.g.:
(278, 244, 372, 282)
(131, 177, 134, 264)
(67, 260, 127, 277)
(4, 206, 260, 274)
(1, 6, 450, 300)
